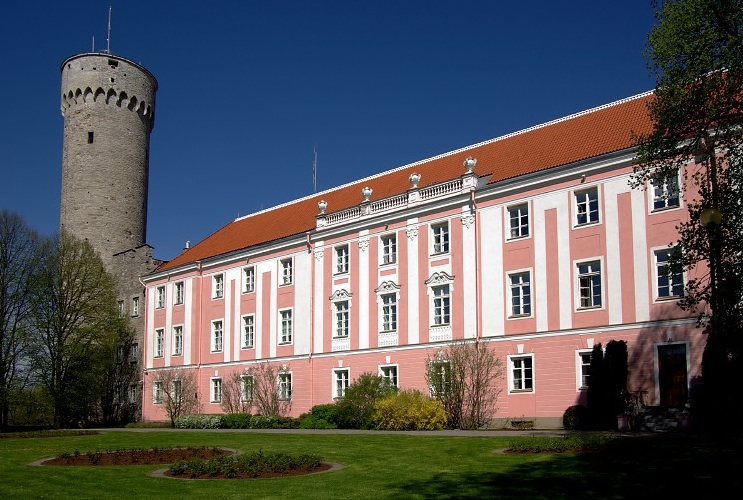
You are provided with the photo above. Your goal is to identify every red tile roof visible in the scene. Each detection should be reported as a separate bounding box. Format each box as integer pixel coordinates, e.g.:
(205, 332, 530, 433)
(156, 92, 655, 272)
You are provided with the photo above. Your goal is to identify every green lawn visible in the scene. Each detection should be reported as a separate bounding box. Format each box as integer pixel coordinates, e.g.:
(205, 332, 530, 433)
(0, 430, 739, 499)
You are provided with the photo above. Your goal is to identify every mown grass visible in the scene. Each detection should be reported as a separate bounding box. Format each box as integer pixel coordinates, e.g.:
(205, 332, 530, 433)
(0, 430, 740, 499)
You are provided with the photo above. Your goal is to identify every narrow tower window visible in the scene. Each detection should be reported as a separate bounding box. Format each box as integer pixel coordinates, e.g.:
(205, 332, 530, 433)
(87, 131, 94, 144)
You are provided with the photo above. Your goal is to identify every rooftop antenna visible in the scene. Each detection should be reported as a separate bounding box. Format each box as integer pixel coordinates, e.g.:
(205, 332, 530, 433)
(105, 6, 112, 54)
(312, 145, 318, 193)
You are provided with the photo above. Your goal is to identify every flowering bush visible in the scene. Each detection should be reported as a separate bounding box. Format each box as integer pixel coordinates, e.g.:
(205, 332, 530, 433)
(174, 414, 225, 429)
(373, 389, 447, 430)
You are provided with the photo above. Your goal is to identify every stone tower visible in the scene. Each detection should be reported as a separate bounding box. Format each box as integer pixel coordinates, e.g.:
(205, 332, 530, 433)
(59, 52, 159, 422)
(60, 52, 157, 268)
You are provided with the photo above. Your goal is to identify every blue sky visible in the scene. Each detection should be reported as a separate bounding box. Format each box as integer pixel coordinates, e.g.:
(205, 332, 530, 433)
(0, 1, 657, 262)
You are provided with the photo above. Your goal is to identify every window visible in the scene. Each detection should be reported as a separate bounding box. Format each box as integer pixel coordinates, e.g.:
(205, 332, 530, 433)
(130, 342, 138, 363)
(240, 375, 254, 402)
(381, 293, 397, 332)
(212, 320, 223, 352)
(652, 173, 680, 210)
(153, 381, 163, 404)
(510, 355, 534, 392)
(278, 373, 292, 400)
(335, 301, 349, 338)
(173, 326, 183, 356)
(577, 261, 602, 309)
(279, 310, 293, 344)
(381, 234, 397, 264)
(280, 258, 293, 285)
(656, 248, 684, 298)
(379, 365, 398, 388)
(211, 378, 222, 403)
(334, 368, 350, 398)
(575, 187, 599, 225)
(429, 361, 452, 396)
(432, 285, 450, 325)
(118, 300, 124, 317)
(577, 351, 592, 389)
(509, 271, 532, 317)
(131, 296, 140, 317)
(213, 274, 224, 299)
(155, 329, 164, 358)
(335, 245, 349, 274)
(172, 379, 182, 404)
(174, 281, 184, 305)
(128, 384, 138, 404)
(242, 315, 255, 348)
(431, 222, 450, 254)
(508, 203, 529, 239)
(156, 286, 165, 309)
(243, 266, 255, 293)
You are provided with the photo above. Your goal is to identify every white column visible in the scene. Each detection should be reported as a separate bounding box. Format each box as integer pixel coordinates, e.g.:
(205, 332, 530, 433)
(358, 230, 370, 349)
(461, 209, 477, 339)
(480, 207, 504, 336)
(604, 179, 626, 325)
(631, 188, 650, 321)
(406, 219, 419, 344)
(313, 242, 325, 354)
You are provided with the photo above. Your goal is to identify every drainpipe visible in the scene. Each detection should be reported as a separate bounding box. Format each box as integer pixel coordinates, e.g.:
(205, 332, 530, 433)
(306, 231, 315, 409)
(196, 260, 203, 406)
(138, 276, 147, 419)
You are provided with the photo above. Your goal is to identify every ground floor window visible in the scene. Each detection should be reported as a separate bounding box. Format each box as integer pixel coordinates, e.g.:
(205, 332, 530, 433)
(509, 355, 534, 392)
(379, 365, 398, 388)
(334, 368, 350, 398)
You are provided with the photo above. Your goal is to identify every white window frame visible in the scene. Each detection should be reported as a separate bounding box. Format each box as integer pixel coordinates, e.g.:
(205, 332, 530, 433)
(576, 350, 592, 390)
(381, 293, 397, 332)
(574, 186, 600, 226)
(174, 281, 185, 305)
(335, 300, 350, 338)
(172, 325, 183, 356)
(130, 342, 138, 363)
(507, 203, 530, 240)
(212, 319, 224, 352)
(508, 269, 532, 318)
(131, 296, 140, 317)
(242, 314, 255, 349)
(128, 383, 138, 404)
(508, 354, 534, 393)
(153, 380, 163, 404)
(240, 374, 254, 402)
(379, 364, 399, 388)
(243, 266, 256, 293)
(429, 360, 452, 397)
(154, 328, 164, 358)
(335, 245, 349, 275)
(279, 309, 293, 345)
(431, 222, 450, 255)
(280, 258, 293, 286)
(155, 286, 165, 309)
(431, 284, 451, 326)
(172, 379, 182, 404)
(650, 171, 681, 212)
(654, 247, 684, 300)
(278, 372, 292, 400)
(575, 259, 603, 310)
(381, 233, 397, 265)
(213, 274, 224, 299)
(333, 368, 350, 399)
(211, 377, 222, 403)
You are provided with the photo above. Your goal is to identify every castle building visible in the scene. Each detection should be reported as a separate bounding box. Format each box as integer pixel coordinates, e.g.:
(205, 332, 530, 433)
(140, 91, 702, 428)
(60, 52, 160, 420)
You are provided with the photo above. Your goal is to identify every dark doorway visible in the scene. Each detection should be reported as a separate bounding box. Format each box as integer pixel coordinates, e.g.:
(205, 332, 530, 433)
(658, 343, 688, 407)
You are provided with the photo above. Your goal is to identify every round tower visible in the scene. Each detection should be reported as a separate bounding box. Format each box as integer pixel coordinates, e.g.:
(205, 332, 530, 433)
(59, 53, 158, 268)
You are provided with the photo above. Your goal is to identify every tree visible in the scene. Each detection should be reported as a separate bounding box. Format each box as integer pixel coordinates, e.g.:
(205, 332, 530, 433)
(29, 231, 124, 428)
(248, 363, 291, 417)
(0, 211, 43, 430)
(426, 341, 504, 429)
(633, 0, 743, 424)
(156, 368, 200, 427)
(221, 371, 252, 414)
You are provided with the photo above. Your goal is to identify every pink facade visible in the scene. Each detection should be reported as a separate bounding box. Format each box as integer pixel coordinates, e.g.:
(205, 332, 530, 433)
(141, 93, 704, 428)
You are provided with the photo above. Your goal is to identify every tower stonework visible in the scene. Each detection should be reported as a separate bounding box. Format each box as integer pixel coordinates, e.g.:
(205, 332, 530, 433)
(60, 53, 157, 268)
(59, 52, 159, 422)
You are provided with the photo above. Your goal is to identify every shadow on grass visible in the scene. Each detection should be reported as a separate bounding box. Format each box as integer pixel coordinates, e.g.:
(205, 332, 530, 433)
(386, 435, 742, 499)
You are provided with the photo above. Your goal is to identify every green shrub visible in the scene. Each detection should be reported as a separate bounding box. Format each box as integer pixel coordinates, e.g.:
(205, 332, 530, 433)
(562, 405, 590, 430)
(373, 389, 447, 430)
(335, 373, 396, 429)
(168, 450, 323, 478)
(298, 405, 339, 429)
(248, 415, 277, 429)
(174, 414, 225, 429)
(223, 413, 253, 429)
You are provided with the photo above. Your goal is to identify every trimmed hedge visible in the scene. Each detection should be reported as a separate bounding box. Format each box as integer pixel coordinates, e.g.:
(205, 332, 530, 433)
(373, 389, 447, 430)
